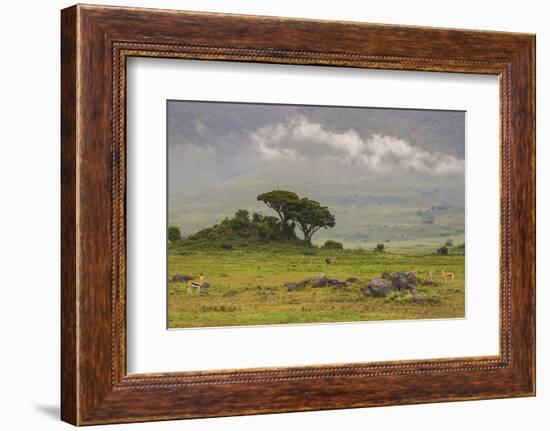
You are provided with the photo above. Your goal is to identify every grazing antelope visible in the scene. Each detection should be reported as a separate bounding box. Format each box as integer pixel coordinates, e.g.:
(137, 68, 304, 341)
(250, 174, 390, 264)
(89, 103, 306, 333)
(325, 258, 336, 265)
(187, 274, 206, 295)
(426, 271, 434, 281)
(441, 270, 455, 282)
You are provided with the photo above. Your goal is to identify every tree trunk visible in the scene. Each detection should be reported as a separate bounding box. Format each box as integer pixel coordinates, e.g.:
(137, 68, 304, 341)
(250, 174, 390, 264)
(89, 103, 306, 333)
(299, 223, 312, 243)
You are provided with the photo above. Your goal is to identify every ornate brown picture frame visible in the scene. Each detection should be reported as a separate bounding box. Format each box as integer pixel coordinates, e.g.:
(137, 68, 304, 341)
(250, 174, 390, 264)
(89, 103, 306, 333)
(61, 4, 535, 425)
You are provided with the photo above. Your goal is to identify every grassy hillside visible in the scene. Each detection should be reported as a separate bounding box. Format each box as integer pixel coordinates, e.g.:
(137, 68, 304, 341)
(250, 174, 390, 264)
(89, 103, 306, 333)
(169, 167, 464, 248)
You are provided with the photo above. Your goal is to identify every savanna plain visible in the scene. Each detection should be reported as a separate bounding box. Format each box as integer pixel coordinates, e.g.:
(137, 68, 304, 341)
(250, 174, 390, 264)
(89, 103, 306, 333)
(168, 241, 465, 328)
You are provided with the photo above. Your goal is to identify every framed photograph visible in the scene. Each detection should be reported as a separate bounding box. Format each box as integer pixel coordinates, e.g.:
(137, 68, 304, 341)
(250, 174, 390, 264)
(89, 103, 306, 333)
(61, 4, 535, 425)
(163, 100, 467, 329)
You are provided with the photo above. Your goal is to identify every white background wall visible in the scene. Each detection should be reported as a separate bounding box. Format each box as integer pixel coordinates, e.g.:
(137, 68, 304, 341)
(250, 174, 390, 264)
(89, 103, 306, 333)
(0, 0, 546, 429)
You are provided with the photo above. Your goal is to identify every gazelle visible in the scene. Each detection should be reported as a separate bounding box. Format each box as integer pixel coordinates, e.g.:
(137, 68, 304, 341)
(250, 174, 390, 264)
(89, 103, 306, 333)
(187, 274, 206, 295)
(441, 270, 454, 282)
(426, 271, 434, 281)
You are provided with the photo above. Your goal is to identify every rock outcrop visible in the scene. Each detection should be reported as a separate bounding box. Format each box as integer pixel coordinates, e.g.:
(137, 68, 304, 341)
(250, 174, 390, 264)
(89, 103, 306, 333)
(362, 271, 418, 297)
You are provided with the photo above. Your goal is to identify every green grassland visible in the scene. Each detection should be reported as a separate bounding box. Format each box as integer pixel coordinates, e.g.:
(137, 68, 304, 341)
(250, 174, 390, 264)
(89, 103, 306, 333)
(168, 246, 465, 329)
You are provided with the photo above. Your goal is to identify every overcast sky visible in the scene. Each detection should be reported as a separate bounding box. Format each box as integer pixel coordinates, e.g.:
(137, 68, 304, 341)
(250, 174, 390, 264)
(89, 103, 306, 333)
(167, 101, 465, 194)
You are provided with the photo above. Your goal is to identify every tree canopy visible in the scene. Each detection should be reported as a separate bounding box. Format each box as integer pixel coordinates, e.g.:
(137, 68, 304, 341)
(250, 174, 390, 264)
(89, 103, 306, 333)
(290, 198, 336, 243)
(257, 190, 335, 243)
(256, 190, 300, 227)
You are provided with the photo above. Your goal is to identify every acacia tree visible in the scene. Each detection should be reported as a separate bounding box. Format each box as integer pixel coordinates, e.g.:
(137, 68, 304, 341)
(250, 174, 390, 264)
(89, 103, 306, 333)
(256, 190, 300, 229)
(290, 198, 336, 243)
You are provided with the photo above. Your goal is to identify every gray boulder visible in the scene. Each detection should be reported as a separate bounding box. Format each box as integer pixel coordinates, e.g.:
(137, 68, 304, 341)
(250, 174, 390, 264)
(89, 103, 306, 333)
(285, 279, 311, 291)
(286, 283, 301, 291)
(312, 275, 347, 288)
(389, 272, 417, 291)
(362, 279, 395, 297)
(285, 282, 304, 291)
(312, 279, 328, 287)
(171, 274, 193, 283)
(312, 275, 330, 287)
(391, 277, 414, 292)
(362, 271, 418, 297)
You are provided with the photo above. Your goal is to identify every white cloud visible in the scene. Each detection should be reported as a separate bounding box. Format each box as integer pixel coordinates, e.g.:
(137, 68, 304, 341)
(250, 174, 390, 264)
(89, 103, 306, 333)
(251, 115, 464, 175)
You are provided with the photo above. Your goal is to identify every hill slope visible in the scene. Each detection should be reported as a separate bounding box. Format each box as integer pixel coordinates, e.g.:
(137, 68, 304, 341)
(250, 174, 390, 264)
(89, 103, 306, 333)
(169, 163, 464, 247)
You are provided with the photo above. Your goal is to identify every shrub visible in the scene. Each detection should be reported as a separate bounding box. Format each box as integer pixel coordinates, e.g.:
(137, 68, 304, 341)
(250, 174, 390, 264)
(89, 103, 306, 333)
(322, 240, 343, 250)
(384, 291, 411, 303)
(184, 209, 300, 249)
(445, 238, 454, 247)
(436, 246, 449, 256)
(168, 225, 182, 242)
(252, 212, 263, 223)
(422, 214, 434, 224)
(454, 242, 465, 252)
(374, 243, 385, 252)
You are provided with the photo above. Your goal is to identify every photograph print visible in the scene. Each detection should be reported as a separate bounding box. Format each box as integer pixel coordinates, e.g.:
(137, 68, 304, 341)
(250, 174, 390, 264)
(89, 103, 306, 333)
(167, 101, 465, 329)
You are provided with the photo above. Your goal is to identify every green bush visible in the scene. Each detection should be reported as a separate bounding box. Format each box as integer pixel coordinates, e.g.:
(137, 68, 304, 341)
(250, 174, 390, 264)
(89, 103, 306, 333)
(453, 242, 465, 254)
(374, 243, 385, 252)
(322, 240, 343, 250)
(177, 209, 312, 251)
(436, 246, 449, 256)
(384, 291, 411, 303)
(168, 225, 182, 242)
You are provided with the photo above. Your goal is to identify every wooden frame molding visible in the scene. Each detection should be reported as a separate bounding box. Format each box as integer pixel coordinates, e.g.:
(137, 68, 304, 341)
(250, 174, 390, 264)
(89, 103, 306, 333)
(61, 4, 535, 425)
